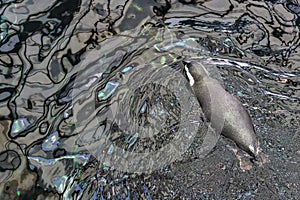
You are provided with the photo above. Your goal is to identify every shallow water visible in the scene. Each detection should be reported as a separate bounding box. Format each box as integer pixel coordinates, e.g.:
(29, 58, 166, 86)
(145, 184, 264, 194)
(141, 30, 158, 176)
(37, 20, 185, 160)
(0, 0, 299, 199)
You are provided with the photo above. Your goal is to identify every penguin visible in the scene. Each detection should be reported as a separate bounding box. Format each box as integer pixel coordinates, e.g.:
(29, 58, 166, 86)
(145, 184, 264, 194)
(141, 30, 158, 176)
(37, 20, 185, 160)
(184, 61, 261, 159)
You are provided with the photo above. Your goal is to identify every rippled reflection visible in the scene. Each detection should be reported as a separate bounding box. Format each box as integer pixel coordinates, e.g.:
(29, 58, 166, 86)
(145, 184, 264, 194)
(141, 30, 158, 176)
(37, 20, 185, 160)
(0, 0, 299, 199)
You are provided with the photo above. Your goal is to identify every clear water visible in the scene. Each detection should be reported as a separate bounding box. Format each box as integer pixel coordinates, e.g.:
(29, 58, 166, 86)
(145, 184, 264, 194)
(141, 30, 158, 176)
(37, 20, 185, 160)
(0, 0, 299, 199)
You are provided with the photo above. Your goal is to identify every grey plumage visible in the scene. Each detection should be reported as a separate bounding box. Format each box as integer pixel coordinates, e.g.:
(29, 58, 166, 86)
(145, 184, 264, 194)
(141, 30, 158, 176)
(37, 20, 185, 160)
(185, 61, 259, 158)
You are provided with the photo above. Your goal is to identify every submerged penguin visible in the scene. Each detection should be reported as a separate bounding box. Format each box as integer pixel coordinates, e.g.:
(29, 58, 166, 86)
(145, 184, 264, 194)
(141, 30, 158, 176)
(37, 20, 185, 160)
(184, 61, 267, 163)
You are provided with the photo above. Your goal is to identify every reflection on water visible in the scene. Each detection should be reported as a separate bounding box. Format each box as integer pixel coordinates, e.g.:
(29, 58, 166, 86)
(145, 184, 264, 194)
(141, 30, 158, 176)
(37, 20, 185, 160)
(0, 0, 299, 199)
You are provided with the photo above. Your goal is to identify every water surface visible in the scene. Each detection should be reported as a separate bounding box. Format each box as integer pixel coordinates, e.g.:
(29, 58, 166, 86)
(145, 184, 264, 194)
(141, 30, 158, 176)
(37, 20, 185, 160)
(0, 0, 299, 199)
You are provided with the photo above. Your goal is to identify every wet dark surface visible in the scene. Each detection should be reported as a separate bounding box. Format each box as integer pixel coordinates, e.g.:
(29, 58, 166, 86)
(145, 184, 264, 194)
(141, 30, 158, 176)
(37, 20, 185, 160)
(0, 0, 299, 199)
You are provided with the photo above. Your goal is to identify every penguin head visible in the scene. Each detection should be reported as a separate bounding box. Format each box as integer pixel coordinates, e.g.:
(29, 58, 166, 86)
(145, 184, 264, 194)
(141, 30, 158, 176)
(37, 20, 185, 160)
(183, 61, 209, 86)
